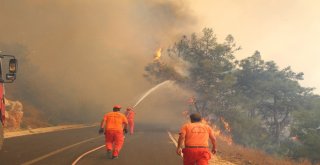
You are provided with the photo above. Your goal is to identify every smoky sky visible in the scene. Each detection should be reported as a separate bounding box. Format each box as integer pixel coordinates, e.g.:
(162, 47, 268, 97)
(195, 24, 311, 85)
(0, 0, 196, 123)
(190, 0, 320, 93)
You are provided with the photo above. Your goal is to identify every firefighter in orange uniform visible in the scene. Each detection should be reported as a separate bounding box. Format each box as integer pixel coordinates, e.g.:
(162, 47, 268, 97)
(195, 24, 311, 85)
(99, 105, 128, 159)
(176, 113, 217, 165)
(125, 107, 135, 135)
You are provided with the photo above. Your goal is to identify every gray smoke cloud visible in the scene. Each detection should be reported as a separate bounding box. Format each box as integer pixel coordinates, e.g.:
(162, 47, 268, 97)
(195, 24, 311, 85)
(0, 0, 196, 123)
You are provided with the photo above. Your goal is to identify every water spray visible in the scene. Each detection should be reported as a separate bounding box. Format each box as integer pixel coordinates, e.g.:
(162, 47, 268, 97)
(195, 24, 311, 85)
(133, 80, 173, 108)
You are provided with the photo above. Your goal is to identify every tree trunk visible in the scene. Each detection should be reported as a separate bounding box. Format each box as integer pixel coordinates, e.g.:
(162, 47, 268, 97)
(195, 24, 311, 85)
(273, 96, 280, 146)
(250, 107, 256, 119)
(194, 100, 200, 113)
(200, 101, 208, 116)
(274, 114, 281, 146)
(0, 122, 3, 150)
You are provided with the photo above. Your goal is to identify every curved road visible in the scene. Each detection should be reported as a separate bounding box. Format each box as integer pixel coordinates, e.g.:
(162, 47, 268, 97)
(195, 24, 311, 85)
(1, 89, 187, 165)
(0, 123, 182, 165)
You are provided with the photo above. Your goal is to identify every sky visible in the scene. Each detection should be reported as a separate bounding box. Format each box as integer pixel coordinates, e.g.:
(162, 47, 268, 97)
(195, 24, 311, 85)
(188, 0, 320, 93)
(0, 0, 319, 123)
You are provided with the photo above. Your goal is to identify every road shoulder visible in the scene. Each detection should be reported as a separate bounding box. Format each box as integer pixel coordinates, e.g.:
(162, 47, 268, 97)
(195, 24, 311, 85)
(4, 123, 98, 138)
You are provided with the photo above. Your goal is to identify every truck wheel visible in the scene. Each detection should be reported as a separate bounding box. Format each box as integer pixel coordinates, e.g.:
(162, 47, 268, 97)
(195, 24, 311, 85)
(0, 123, 3, 150)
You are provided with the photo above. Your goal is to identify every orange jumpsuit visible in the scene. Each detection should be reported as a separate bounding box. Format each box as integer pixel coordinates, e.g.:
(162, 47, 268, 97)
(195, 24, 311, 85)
(125, 110, 135, 135)
(179, 122, 214, 165)
(103, 112, 128, 157)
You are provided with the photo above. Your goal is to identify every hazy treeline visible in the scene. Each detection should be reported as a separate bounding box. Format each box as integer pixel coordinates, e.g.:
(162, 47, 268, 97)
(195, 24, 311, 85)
(144, 28, 320, 163)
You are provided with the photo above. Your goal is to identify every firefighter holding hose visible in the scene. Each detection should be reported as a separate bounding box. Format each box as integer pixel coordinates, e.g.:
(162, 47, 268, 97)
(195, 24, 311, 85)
(176, 113, 217, 165)
(99, 105, 128, 159)
(125, 107, 135, 135)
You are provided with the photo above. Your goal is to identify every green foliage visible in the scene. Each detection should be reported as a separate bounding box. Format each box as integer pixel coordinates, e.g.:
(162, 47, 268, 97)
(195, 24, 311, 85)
(144, 61, 185, 83)
(167, 28, 240, 114)
(284, 96, 320, 162)
(236, 51, 310, 144)
(223, 110, 270, 148)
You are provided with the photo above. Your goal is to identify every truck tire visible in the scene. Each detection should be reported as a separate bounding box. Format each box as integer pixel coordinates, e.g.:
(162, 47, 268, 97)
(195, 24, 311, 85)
(0, 123, 3, 150)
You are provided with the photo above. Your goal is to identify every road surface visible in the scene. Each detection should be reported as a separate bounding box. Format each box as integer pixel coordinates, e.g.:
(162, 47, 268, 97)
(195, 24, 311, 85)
(0, 123, 182, 165)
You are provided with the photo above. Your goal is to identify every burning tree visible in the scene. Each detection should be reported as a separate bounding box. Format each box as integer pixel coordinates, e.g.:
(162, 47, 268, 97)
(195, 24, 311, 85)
(168, 29, 240, 116)
(144, 28, 240, 136)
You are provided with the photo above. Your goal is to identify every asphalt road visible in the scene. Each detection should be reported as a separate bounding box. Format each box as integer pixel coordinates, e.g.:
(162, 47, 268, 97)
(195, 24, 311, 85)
(0, 88, 187, 165)
(0, 123, 182, 165)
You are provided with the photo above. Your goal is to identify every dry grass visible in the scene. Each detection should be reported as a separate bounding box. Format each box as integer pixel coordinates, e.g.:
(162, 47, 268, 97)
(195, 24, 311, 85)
(4, 102, 50, 132)
(172, 132, 313, 165)
(216, 138, 312, 165)
(19, 103, 50, 129)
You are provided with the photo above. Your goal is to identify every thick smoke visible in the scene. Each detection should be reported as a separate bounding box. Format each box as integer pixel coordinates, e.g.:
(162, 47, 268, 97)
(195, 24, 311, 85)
(0, 0, 196, 123)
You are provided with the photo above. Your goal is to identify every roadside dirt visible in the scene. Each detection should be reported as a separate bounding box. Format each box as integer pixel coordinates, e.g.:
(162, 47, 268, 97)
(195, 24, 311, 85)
(210, 156, 236, 165)
(4, 123, 98, 138)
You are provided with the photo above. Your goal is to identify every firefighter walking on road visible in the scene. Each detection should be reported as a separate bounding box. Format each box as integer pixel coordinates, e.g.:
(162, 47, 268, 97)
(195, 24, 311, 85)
(99, 105, 128, 159)
(176, 113, 217, 165)
(125, 107, 135, 135)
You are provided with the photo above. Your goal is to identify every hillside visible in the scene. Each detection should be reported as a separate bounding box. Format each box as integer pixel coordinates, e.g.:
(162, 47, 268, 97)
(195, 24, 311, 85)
(172, 133, 312, 165)
(211, 138, 312, 165)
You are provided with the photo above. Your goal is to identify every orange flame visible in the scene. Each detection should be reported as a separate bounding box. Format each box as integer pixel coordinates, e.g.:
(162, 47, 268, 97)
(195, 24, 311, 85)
(221, 117, 231, 132)
(182, 97, 233, 145)
(187, 96, 196, 105)
(291, 136, 299, 142)
(154, 48, 162, 61)
(202, 117, 233, 145)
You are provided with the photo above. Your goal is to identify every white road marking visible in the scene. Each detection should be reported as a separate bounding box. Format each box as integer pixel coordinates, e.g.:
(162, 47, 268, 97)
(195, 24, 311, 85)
(72, 144, 105, 165)
(70, 131, 180, 165)
(167, 131, 178, 147)
(167, 131, 183, 158)
(21, 136, 102, 165)
(72, 132, 141, 164)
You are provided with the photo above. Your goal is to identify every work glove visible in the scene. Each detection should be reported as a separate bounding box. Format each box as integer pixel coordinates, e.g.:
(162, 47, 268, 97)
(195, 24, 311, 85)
(99, 128, 104, 134)
(123, 128, 128, 134)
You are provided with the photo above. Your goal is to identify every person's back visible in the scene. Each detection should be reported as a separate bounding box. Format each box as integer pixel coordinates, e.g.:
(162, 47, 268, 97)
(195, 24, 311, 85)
(176, 113, 216, 165)
(104, 111, 127, 131)
(182, 122, 212, 147)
